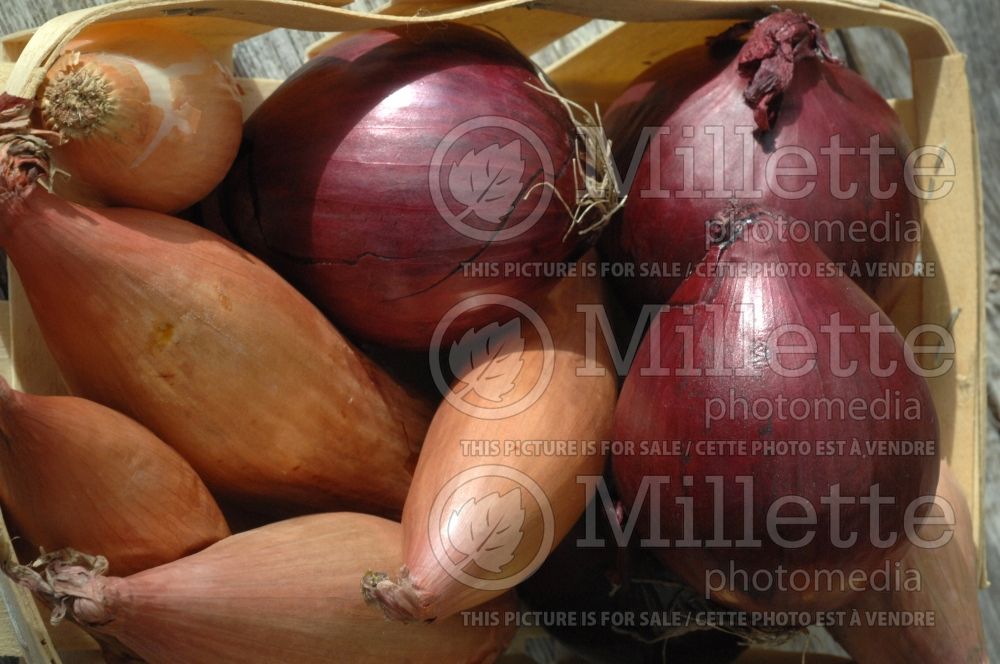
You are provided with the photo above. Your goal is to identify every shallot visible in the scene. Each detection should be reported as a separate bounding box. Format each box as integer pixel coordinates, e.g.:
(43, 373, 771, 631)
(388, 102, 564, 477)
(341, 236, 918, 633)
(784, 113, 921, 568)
(366, 256, 617, 621)
(0, 134, 431, 514)
(0, 377, 228, 576)
(828, 461, 986, 662)
(5, 513, 516, 664)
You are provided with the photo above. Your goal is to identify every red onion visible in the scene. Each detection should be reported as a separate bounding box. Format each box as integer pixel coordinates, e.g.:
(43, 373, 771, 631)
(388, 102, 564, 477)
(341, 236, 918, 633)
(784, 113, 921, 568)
(601, 11, 919, 311)
(214, 24, 613, 349)
(612, 206, 939, 613)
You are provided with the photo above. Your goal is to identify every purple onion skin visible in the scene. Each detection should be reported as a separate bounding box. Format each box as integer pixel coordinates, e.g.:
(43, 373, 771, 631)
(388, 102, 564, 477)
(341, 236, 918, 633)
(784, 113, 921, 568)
(612, 209, 939, 613)
(601, 12, 919, 312)
(216, 25, 582, 349)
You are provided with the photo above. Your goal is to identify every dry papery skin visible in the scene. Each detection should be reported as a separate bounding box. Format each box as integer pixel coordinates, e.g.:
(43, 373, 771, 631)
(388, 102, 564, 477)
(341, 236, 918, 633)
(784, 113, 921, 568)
(828, 461, 987, 663)
(216, 23, 621, 350)
(600, 10, 919, 312)
(0, 134, 431, 515)
(367, 256, 618, 621)
(4, 514, 516, 664)
(0, 376, 229, 576)
(613, 208, 939, 613)
(38, 22, 244, 212)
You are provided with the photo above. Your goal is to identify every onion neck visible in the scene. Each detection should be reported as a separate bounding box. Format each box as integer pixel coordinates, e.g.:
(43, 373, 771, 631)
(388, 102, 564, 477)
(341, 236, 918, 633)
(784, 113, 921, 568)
(0, 133, 50, 239)
(0, 93, 32, 117)
(2, 549, 126, 631)
(40, 59, 116, 140)
(736, 10, 838, 131)
(707, 202, 763, 249)
(362, 566, 432, 623)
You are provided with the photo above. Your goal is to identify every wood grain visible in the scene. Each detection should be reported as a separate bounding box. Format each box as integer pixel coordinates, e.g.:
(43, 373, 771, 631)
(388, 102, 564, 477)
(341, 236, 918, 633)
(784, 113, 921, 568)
(0, 0, 995, 661)
(878, 4, 1000, 661)
(0, 603, 17, 660)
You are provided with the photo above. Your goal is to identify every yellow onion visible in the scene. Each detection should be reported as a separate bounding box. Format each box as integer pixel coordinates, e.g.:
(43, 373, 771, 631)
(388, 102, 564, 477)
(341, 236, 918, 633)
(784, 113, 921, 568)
(0, 377, 229, 576)
(37, 22, 243, 212)
(0, 134, 431, 515)
(5, 514, 516, 664)
(828, 461, 987, 662)
(366, 255, 617, 621)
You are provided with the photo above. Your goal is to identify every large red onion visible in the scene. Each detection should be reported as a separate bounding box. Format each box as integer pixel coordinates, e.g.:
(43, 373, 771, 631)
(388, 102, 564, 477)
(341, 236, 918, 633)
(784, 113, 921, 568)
(612, 206, 939, 613)
(601, 11, 919, 311)
(214, 24, 595, 349)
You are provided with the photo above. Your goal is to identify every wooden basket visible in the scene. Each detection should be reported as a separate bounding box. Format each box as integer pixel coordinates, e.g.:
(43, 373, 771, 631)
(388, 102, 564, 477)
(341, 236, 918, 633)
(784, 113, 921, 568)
(0, 0, 983, 661)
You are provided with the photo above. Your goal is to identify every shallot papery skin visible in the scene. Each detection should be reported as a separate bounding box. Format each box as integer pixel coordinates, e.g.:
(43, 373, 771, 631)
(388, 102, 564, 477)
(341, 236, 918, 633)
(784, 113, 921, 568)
(214, 23, 586, 350)
(601, 11, 919, 312)
(612, 208, 939, 613)
(5, 514, 517, 664)
(829, 461, 987, 663)
(0, 377, 229, 576)
(0, 134, 431, 515)
(367, 255, 617, 622)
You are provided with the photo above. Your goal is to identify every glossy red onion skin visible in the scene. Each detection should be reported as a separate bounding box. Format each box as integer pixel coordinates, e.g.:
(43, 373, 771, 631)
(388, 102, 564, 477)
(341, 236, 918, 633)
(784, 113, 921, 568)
(612, 211, 938, 613)
(601, 17, 918, 312)
(216, 25, 581, 349)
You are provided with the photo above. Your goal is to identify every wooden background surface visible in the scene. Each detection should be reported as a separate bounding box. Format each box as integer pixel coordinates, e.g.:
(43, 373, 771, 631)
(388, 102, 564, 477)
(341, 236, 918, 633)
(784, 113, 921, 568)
(0, 0, 996, 662)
